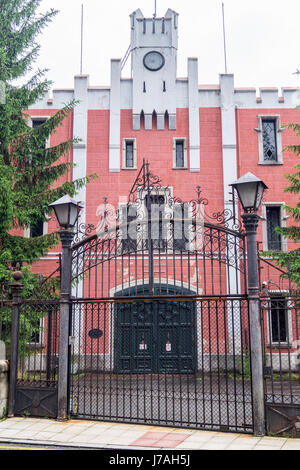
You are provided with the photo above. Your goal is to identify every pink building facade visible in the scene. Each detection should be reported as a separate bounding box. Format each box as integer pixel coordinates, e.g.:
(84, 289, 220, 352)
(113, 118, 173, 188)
(22, 8, 300, 376)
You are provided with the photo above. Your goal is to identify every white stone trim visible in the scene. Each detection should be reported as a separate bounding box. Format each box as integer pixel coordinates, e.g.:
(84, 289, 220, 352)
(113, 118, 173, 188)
(188, 58, 200, 172)
(110, 278, 198, 297)
(109, 59, 121, 172)
(72, 75, 89, 302)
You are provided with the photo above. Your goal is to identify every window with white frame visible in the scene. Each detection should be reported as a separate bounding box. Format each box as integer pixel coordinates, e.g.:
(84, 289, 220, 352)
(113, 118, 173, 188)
(122, 138, 137, 169)
(32, 118, 47, 129)
(30, 219, 44, 238)
(270, 297, 288, 343)
(266, 294, 292, 346)
(262, 203, 288, 252)
(256, 115, 284, 164)
(24, 218, 48, 238)
(29, 116, 50, 148)
(173, 138, 187, 169)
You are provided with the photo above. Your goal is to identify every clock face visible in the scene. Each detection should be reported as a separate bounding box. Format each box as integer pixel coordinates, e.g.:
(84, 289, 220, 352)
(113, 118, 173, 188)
(143, 51, 165, 71)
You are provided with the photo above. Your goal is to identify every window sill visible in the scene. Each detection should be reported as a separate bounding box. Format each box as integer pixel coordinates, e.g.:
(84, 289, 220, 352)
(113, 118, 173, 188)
(172, 167, 188, 170)
(258, 161, 283, 165)
(266, 343, 292, 350)
(122, 167, 137, 170)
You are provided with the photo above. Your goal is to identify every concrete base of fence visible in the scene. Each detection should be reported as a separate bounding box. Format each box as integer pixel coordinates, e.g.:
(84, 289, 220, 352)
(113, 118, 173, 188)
(0, 360, 9, 419)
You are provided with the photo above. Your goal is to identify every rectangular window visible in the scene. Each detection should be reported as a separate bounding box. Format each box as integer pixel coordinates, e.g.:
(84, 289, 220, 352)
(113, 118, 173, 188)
(145, 194, 166, 250)
(173, 138, 187, 169)
(121, 205, 138, 252)
(32, 118, 48, 150)
(30, 220, 44, 238)
(32, 119, 46, 128)
(266, 206, 281, 251)
(262, 119, 277, 162)
(270, 297, 288, 343)
(173, 204, 189, 251)
(175, 140, 185, 168)
(125, 141, 134, 168)
(122, 139, 137, 169)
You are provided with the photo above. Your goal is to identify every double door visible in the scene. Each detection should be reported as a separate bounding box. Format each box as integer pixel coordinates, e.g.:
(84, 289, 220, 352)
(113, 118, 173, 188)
(115, 289, 195, 373)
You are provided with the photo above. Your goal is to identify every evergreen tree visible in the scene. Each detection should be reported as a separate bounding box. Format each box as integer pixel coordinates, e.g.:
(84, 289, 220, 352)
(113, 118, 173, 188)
(0, 0, 96, 279)
(264, 122, 300, 286)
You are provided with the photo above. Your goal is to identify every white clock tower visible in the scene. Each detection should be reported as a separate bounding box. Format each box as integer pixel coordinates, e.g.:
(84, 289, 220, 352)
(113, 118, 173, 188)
(130, 8, 179, 130)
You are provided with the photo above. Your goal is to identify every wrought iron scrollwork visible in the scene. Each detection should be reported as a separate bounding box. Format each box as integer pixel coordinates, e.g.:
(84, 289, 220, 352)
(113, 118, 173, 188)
(73, 222, 96, 244)
(71, 161, 248, 292)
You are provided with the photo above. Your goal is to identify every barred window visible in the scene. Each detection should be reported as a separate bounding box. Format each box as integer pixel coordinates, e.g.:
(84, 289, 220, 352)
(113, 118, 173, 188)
(270, 297, 288, 343)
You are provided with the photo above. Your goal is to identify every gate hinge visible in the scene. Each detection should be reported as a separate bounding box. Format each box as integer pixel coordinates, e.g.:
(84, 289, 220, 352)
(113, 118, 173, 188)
(69, 336, 76, 345)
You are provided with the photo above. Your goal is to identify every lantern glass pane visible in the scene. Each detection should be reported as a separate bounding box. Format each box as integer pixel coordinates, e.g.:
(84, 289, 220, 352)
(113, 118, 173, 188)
(69, 204, 79, 227)
(236, 182, 257, 210)
(255, 182, 265, 210)
(54, 204, 69, 226)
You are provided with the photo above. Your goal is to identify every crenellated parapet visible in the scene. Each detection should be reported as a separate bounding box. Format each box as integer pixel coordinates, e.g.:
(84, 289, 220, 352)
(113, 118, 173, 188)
(30, 82, 300, 112)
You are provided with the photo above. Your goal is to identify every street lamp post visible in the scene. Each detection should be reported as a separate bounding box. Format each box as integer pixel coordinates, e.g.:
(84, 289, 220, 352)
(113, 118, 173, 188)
(49, 195, 82, 420)
(230, 172, 268, 437)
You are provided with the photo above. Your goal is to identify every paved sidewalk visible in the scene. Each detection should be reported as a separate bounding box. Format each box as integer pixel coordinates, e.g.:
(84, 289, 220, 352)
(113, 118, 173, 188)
(0, 417, 299, 450)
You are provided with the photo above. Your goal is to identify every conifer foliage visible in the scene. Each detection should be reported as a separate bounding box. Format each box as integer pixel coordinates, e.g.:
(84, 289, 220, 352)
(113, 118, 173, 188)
(0, 0, 95, 277)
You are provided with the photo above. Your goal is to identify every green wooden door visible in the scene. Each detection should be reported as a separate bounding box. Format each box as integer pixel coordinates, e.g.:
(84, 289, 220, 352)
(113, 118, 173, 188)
(115, 285, 195, 373)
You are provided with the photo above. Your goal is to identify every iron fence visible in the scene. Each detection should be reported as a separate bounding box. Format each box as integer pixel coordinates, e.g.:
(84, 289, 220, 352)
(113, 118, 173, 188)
(258, 255, 300, 408)
(69, 296, 253, 433)
(261, 296, 300, 406)
(16, 300, 60, 388)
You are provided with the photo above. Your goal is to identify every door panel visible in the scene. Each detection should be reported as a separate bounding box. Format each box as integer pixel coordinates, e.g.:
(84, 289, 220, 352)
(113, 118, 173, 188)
(115, 286, 195, 373)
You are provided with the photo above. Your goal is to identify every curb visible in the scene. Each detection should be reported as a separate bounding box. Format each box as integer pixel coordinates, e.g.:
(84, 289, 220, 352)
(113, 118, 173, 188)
(0, 437, 160, 450)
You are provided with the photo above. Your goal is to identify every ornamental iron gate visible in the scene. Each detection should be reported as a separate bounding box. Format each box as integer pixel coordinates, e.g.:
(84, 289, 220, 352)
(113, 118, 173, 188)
(68, 162, 254, 433)
(12, 300, 59, 418)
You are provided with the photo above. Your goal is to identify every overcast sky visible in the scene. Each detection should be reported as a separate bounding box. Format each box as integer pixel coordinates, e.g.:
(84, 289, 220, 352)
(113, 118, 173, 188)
(35, 0, 300, 93)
